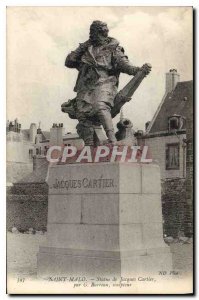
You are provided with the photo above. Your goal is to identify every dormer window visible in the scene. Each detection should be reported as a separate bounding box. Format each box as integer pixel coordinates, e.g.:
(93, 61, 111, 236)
(169, 117, 179, 130)
(168, 115, 185, 131)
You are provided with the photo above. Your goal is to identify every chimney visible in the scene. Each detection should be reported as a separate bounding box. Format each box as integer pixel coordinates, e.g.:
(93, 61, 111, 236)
(29, 123, 37, 143)
(145, 121, 150, 131)
(165, 69, 180, 94)
(50, 123, 65, 146)
(134, 130, 144, 138)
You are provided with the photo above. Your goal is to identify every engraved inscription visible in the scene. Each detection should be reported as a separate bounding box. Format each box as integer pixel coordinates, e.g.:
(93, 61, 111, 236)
(52, 176, 115, 190)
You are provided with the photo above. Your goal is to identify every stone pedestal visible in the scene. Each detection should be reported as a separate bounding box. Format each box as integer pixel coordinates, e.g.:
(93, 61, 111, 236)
(37, 162, 172, 277)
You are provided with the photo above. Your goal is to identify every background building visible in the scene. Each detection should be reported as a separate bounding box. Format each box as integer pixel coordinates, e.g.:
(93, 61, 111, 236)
(137, 69, 193, 238)
(7, 119, 35, 184)
(6, 120, 84, 184)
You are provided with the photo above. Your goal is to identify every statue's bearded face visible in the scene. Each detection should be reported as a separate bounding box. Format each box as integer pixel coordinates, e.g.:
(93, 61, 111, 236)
(89, 24, 109, 45)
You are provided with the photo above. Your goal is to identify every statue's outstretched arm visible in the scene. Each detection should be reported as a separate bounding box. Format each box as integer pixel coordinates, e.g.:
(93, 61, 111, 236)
(112, 46, 140, 76)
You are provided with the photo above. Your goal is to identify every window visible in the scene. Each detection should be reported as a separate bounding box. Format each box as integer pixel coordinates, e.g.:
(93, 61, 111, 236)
(29, 149, 33, 159)
(166, 143, 180, 170)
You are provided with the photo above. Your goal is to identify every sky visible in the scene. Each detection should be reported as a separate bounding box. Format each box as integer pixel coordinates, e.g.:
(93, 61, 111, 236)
(6, 6, 193, 132)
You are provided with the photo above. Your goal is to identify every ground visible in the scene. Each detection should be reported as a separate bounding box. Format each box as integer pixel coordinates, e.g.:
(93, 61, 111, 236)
(7, 232, 193, 280)
(7, 232, 46, 279)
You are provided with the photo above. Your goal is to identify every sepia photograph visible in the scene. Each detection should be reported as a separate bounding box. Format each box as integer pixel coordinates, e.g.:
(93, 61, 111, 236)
(6, 5, 193, 294)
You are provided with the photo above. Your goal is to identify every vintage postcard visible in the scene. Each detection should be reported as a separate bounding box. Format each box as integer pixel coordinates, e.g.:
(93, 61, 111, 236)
(6, 6, 193, 294)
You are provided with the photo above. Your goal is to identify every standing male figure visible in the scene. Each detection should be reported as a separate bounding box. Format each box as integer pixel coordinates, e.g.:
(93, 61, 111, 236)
(65, 20, 142, 145)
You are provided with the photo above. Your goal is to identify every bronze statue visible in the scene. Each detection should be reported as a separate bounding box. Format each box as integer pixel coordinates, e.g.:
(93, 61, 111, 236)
(62, 20, 151, 146)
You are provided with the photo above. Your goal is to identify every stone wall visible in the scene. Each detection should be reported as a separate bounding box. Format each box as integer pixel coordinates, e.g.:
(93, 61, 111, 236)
(33, 156, 48, 171)
(6, 183, 48, 231)
(184, 97, 193, 237)
(161, 178, 186, 237)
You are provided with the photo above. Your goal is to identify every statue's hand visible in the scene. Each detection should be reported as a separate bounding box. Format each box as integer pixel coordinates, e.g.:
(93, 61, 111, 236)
(61, 101, 70, 108)
(141, 63, 152, 76)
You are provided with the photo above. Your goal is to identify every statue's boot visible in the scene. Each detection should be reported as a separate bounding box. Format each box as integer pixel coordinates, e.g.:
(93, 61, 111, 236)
(106, 129, 117, 144)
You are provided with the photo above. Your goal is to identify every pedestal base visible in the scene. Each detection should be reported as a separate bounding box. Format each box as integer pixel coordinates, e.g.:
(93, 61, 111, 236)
(37, 247, 172, 277)
(37, 162, 172, 277)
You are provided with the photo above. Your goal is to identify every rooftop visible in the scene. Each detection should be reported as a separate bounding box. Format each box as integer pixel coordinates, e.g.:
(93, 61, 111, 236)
(148, 80, 193, 134)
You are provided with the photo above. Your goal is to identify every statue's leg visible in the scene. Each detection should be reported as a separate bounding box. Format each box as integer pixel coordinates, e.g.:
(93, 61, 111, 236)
(76, 99, 96, 146)
(76, 119, 95, 146)
(96, 102, 117, 144)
